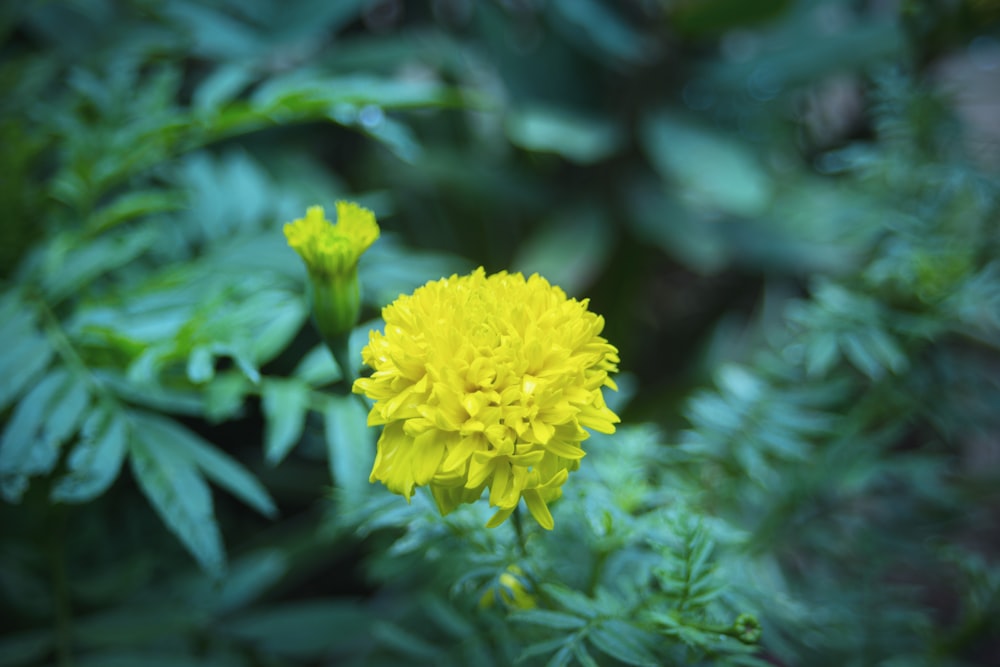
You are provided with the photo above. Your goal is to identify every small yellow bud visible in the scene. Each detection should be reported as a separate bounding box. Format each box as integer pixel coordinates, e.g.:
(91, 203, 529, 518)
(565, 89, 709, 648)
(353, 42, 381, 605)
(479, 565, 537, 610)
(284, 202, 379, 344)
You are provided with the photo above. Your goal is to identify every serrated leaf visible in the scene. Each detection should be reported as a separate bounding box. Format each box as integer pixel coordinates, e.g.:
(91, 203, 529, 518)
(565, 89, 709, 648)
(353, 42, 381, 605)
(805, 333, 839, 378)
(262, 378, 310, 466)
(864, 327, 908, 375)
(572, 641, 601, 667)
(84, 189, 186, 235)
(511, 609, 587, 630)
(249, 296, 308, 363)
(204, 372, 251, 423)
(41, 373, 90, 452)
(641, 111, 773, 217)
(41, 227, 158, 302)
(51, 404, 128, 504)
(129, 424, 225, 576)
(137, 413, 276, 518)
(839, 331, 885, 381)
(293, 344, 342, 386)
(193, 63, 256, 112)
(506, 106, 623, 164)
(353, 113, 423, 163)
(545, 645, 572, 667)
(0, 368, 70, 501)
(186, 345, 215, 384)
(325, 394, 374, 495)
(518, 637, 573, 663)
(0, 332, 54, 413)
(588, 620, 658, 667)
(541, 584, 600, 619)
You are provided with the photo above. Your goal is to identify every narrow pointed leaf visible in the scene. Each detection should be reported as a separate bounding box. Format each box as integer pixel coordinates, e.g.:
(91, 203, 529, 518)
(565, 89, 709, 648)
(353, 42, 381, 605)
(129, 424, 225, 576)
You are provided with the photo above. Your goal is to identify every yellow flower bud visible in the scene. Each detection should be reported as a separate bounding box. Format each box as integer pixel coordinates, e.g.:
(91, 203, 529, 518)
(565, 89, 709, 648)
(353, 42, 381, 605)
(479, 565, 537, 610)
(284, 202, 379, 346)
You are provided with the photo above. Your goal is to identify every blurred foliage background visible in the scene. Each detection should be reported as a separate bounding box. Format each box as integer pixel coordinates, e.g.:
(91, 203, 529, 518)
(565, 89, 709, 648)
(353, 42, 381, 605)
(2, 0, 1000, 665)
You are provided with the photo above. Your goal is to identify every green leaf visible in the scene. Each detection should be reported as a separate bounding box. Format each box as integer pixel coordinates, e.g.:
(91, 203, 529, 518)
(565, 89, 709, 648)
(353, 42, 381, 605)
(352, 113, 423, 163)
(84, 189, 186, 235)
(541, 584, 601, 619)
(511, 208, 612, 295)
(41, 227, 159, 303)
(511, 609, 587, 630)
(518, 637, 574, 663)
(0, 331, 54, 413)
(186, 345, 215, 384)
(51, 403, 128, 504)
(325, 394, 374, 495)
(40, 372, 90, 452)
(262, 378, 310, 466)
(805, 333, 840, 378)
(193, 63, 256, 113)
(551, 0, 656, 65)
(864, 327, 908, 375)
(839, 331, 885, 381)
(0, 296, 54, 412)
(253, 74, 469, 111)
(588, 620, 659, 667)
(204, 372, 251, 422)
(545, 644, 572, 667)
(220, 601, 371, 659)
(360, 235, 472, 308)
(129, 420, 225, 576)
(293, 344, 342, 386)
(140, 413, 277, 518)
(0, 368, 70, 502)
(248, 296, 308, 364)
(506, 106, 623, 165)
(572, 641, 601, 667)
(641, 111, 773, 217)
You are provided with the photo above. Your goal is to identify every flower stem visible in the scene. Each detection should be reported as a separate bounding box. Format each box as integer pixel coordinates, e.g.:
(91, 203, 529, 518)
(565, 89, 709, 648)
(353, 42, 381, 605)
(512, 505, 528, 556)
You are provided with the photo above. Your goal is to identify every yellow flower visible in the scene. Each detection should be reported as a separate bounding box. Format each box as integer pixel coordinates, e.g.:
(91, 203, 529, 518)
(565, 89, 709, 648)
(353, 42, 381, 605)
(284, 202, 379, 340)
(353, 268, 619, 530)
(479, 565, 537, 610)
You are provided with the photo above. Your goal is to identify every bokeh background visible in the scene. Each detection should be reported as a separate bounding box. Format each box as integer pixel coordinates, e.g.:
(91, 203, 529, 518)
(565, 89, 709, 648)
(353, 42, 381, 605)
(2, 0, 1000, 665)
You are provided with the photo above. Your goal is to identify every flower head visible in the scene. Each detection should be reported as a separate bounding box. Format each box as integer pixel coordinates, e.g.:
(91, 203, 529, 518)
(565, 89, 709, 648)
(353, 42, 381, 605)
(353, 268, 619, 530)
(284, 202, 379, 341)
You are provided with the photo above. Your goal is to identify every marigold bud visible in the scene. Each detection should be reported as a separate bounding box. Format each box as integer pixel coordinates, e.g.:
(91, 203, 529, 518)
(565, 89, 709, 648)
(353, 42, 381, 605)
(284, 202, 379, 342)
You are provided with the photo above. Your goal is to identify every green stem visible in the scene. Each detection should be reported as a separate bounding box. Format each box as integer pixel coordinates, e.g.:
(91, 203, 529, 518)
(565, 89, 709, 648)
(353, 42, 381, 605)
(512, 505, 528, 557)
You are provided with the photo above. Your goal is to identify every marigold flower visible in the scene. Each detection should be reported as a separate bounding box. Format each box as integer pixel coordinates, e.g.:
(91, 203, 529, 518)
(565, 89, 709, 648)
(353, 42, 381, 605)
(284, 202, 379, 341)
(352, 268, 619, 530)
